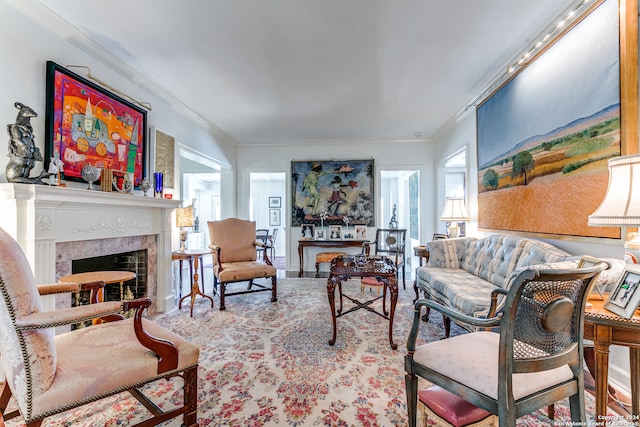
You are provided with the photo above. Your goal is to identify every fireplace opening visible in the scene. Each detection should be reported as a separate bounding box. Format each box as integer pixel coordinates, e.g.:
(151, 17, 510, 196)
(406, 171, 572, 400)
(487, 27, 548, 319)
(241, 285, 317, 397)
(72, 249, 147, 306)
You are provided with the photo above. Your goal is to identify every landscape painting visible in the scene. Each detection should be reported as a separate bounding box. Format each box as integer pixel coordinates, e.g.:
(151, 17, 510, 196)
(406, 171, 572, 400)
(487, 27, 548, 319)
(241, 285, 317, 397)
(477, 0, 620, 239)
(291, 159, 374, 227)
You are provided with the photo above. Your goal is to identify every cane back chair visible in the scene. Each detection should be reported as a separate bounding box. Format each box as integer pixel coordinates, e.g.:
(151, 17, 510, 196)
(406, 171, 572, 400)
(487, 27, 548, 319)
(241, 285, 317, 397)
(405, 261, 607, 427)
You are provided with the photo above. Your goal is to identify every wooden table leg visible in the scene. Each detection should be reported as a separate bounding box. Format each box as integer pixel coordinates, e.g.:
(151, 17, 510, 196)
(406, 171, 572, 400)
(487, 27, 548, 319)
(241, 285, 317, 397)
(298, 244, 304, 277)
(179, 254, 214, 317)
(387, 277, 398, 350)
(327, 275, 338, 346)
(593, 324, 612, 426)
(630, 347, 640, 417)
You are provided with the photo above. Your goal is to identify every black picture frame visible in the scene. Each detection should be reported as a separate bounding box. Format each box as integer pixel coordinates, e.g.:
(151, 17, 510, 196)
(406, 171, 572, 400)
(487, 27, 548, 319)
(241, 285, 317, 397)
(44, 61, 148, 187)
(604, 264, 640, 319)
(269, 197, 281, 208)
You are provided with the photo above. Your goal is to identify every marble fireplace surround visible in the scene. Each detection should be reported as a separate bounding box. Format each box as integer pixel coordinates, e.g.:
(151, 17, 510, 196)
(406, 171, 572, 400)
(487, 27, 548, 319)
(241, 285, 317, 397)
(0, 183, 180, 314)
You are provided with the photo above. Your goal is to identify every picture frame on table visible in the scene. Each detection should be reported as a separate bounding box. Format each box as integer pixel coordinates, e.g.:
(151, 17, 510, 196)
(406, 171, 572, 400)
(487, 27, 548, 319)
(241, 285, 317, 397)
(577, 255, 606, 300)
(315, 229, 326, 240)
(341, 229, 355, 240)
(44, 61, 147, 188)
(329, 225, 342, 240)
(269, 197, 282, 208)
(604, 264, 640, 319)
(269, 208, 281, 226)
(301, 224, 315, 240)
(355, 225, 367, 240)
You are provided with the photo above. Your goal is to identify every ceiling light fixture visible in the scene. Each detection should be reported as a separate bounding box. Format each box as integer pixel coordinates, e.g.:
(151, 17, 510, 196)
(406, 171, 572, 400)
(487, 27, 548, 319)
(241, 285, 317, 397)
(465, 0, 600, 111)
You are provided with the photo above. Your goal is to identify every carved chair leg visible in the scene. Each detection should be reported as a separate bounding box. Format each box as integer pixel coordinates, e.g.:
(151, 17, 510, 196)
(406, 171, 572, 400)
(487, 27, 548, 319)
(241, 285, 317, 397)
(271, 276, 277, 302)
(315, 262, 320, 278)
(443, 315, 451, 338)
(220, 283, 226, 310)
(0, 382, 11, 414)
(405, 373, 418, 427)
(182, 366, 198, 427)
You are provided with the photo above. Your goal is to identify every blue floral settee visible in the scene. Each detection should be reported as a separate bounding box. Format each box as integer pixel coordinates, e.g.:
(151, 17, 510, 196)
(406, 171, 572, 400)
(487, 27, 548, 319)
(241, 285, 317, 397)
(414, 234, 620, 334)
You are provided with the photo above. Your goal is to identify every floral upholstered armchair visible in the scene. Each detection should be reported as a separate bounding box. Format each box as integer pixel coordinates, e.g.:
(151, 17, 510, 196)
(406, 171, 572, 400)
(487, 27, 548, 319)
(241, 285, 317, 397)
(0, 226, 199, 426)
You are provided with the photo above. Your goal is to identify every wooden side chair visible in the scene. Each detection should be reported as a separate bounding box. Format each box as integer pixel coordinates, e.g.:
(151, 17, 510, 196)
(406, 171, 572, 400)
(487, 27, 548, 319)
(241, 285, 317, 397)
(0, 226, 199, 427)
(361, 228, 407, 290)
(405, 261, 607, 427)
(208, 218, 277, 310)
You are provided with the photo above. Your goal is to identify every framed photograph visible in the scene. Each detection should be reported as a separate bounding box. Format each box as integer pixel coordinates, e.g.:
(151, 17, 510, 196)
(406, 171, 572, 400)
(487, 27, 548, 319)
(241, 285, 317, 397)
(269, 208, 281, 226)
(341, 229, 355, 240)
(329, 225, 342, 240)
(315, 229, 326, 240)
(269, 197, 282, 208)
(604, 264, 640, 319)
(476, 0, 621, 240)
(355, 225, 367, 240)
(44, 61, 147, 187)
(578, 255, 606, 300)
(301, 224, 315, 240)
(432, 233, 448, 241)
(291, 159, 375, 226)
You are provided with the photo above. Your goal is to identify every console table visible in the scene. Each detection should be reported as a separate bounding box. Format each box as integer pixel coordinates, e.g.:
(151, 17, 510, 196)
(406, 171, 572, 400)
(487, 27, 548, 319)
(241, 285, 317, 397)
(584, 299, 640, 426)
(298, 239, 369, 277)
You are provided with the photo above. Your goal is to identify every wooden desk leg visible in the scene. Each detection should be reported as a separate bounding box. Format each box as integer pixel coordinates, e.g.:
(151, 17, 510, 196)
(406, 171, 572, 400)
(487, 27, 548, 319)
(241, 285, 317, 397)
(298, 244, 304, 277)
(631, 347, 640, 417)
(593, 324, 612, 426)
(178, 259, 184, 298)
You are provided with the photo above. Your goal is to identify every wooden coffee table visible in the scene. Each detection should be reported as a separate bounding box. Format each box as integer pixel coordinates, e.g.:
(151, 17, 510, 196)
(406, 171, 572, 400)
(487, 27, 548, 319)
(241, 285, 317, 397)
(327, 255, 398, 349)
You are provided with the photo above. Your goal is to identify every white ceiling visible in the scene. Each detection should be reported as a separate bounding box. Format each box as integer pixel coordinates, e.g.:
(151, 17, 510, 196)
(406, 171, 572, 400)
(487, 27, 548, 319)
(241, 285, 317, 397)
(24, 0, 581, 145)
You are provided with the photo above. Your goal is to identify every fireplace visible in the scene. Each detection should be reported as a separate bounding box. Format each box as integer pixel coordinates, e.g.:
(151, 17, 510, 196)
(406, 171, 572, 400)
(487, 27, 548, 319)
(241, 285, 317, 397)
(0, 183, 180, 314)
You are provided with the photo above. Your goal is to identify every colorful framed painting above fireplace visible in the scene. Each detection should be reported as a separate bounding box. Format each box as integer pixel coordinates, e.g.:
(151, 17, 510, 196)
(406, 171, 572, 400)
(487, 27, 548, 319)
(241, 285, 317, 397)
(44, 61, 148, 187)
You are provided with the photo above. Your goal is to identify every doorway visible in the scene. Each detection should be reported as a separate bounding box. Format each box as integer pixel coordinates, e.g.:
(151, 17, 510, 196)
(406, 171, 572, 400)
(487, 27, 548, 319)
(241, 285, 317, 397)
(249, 172, 286, 270)
(380, 170, 420, 277)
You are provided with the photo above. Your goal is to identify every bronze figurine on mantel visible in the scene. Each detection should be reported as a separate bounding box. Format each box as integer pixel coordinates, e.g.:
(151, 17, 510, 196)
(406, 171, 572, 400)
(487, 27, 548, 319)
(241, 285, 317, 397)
(6, 102, 52, 185)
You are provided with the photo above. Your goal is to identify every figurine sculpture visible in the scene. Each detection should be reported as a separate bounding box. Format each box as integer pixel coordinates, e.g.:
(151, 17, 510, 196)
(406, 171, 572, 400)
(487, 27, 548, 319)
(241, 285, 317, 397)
(6, 102, 51, 184)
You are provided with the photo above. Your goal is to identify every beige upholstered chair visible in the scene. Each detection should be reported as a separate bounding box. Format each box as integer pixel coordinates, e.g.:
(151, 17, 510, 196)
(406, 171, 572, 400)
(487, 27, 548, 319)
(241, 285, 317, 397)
(405, 261, 607, 427)
(208, 218, 277, 310)
(0, 226, 199, 427)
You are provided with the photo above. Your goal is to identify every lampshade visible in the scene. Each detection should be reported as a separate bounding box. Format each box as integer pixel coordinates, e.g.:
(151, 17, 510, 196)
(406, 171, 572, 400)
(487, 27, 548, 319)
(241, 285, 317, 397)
(176, 205, 194, 228)
(588, 154, 640, 226)
(440, 198, 470, 221)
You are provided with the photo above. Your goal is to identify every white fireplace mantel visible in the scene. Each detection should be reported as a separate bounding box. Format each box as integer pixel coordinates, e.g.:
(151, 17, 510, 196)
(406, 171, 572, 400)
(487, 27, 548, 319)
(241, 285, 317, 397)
(0, 183, 181, 313)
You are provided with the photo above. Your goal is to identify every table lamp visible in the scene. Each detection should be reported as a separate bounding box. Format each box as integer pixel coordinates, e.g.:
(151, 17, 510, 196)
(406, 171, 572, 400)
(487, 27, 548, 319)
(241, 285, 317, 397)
(176, 205, 194, 252)
(588, 154, 640, 235)
(440, 198, 470, 238)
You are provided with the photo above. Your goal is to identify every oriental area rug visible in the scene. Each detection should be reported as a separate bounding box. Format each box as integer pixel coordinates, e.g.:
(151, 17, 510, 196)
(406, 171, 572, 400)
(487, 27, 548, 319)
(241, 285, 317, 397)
(3, 278, 631, 426)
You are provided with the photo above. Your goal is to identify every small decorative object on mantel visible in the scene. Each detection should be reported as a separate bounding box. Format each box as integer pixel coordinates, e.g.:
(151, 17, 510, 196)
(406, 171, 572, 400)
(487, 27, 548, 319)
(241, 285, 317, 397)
(81, 164, 101, 190)
(154, 172, 163, 197)
(6, 102, 52, 185)
(139, 178, 151, 196)
(100, 167, 113, 192)
(112, 170, 132, 194)
(47, 156, 65, 186)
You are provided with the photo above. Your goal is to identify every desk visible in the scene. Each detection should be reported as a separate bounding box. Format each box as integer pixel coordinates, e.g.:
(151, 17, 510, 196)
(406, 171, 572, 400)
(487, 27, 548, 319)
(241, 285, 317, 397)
(584, 299, 640, 425)
(327, 255, 398, 349)
(298, 239, 369, 277)
(175, 249, 214, 317)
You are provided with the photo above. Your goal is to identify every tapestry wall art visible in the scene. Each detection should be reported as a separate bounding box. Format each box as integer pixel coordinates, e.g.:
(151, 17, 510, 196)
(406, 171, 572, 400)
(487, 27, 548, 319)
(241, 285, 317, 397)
(291, 159, 374, 227)
(476, 0, 621, 239)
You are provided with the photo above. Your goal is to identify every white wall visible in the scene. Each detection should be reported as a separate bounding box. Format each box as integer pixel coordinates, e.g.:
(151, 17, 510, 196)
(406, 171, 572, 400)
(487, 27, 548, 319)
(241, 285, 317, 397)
(0, 1, 236, 197)
(237, 140, 436, 271)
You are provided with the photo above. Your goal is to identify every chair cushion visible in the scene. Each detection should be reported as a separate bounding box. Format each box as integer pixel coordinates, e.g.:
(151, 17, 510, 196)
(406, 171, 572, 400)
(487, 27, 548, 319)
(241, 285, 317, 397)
(31, 318, 199, 421)
(316, 252, 346, 263)
(361, 276, 384, 287)
(208, 219, 257, 263)
(412, 331, 574, 401)
(215, 261, 277, 283)
(419, 386, 493, 427)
